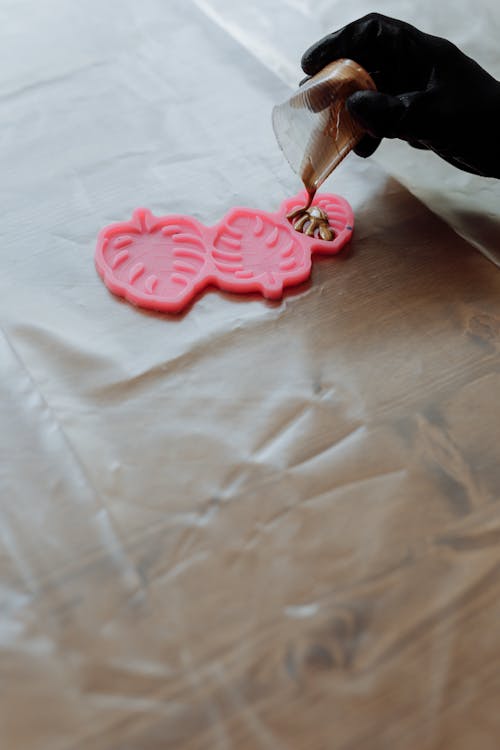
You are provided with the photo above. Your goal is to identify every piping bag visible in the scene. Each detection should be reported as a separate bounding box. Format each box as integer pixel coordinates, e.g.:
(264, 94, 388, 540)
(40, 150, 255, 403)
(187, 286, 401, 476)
(272, 59, 376, 211)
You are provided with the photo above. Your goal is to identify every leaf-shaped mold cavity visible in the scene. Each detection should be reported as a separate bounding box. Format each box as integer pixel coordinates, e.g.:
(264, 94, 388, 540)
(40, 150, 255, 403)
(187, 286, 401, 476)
(314, 195, 353, 236)
(212, 209, 310, 299)
(96, 209, 210, 312)
(280, 192, 354, 256)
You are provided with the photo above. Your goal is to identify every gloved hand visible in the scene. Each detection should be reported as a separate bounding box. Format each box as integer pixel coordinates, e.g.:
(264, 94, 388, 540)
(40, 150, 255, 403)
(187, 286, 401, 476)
(301, 13, 500, 177)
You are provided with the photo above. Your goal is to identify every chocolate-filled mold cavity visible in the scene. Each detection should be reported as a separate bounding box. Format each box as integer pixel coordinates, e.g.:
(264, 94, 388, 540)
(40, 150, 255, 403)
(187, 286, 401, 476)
(287, 205, 336, 241)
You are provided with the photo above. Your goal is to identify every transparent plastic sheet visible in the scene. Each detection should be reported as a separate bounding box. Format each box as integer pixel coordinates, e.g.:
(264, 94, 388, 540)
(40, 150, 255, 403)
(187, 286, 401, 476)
(0, 2, 500, 749)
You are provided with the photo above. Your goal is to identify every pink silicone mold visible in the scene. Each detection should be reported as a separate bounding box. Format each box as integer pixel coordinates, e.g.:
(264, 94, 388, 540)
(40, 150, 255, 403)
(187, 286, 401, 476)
(95, 191, 354, 313)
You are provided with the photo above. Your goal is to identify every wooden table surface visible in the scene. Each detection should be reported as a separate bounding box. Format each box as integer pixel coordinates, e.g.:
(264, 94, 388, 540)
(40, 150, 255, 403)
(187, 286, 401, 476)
(2, 174, 500, 750)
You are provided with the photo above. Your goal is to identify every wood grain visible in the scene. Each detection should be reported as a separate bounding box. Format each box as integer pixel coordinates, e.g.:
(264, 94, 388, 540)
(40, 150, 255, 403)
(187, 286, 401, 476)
(1, 177, 500, 750)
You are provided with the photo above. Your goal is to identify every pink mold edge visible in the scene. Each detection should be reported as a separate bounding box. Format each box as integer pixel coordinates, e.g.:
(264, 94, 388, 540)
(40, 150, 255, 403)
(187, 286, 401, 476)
(95, 191, 354, 314)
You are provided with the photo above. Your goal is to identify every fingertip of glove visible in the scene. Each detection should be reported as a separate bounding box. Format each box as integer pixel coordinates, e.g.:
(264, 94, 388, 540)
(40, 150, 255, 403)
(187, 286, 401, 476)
(301, 33, 338, 75)
(346, 89, 380, 116)
(353, 135, 381, 158)
(347, 91, 405, 138)
(301, 50, 321, 76)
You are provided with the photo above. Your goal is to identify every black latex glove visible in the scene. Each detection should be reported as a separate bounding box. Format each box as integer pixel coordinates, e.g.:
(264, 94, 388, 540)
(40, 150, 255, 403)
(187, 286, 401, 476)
(301, 13, 500, 177)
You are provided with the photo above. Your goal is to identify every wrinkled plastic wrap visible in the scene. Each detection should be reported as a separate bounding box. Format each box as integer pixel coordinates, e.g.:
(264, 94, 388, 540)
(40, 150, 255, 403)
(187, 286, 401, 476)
(1, 2, 500, 749)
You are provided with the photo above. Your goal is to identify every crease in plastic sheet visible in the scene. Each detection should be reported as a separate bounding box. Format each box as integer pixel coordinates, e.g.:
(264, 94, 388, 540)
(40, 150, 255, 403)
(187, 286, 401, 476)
(1, 1, 500, 748)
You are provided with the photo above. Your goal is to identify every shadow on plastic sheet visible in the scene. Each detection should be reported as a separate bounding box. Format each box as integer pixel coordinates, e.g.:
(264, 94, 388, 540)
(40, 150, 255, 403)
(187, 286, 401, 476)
(452, 208, 500, 268)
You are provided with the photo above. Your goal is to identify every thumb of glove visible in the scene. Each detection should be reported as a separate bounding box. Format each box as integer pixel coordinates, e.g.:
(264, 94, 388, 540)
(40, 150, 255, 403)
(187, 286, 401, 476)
(346, 90, 407, 140)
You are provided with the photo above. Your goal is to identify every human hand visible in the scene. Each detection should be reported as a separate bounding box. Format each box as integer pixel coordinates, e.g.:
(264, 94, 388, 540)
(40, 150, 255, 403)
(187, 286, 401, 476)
(301, 13, 500, 177)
